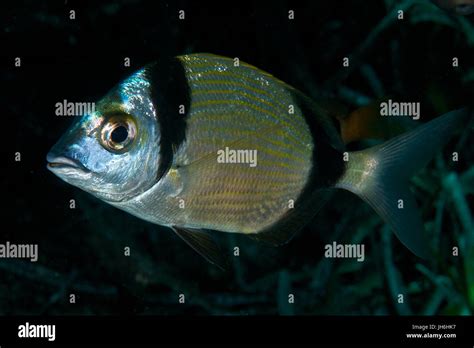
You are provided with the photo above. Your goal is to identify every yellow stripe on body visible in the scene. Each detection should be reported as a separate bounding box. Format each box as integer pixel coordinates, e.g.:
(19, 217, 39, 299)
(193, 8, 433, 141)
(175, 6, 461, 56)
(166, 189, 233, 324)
(177, 120, 306, 170)
(173, 54, 313, 234)
(194, 184, 301, 197)
(186, 63, 310, 144)
(181, 54, 298, 119)
(187, 133, 307, 164)
(192, 89, 281, 116)
(186, 61, 275, 80)
(190, 80, 309, 144)
(191, 99, 309, 144)
(185, 192, 292, 209)
(189, 166, 301, 183)
(186, 109, 309, 156)
(190, 70, 290, 110)
(179, 54, 278, 80)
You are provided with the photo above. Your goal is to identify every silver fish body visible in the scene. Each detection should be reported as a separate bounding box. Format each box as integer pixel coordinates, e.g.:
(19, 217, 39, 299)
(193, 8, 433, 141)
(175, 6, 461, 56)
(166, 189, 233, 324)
(112, 54, 331, 234)
(47, 53, 471, 266)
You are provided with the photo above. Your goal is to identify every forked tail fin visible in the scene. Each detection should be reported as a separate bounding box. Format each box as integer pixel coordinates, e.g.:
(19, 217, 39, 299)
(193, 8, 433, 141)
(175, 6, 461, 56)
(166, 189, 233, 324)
(335, 108, 471, 259)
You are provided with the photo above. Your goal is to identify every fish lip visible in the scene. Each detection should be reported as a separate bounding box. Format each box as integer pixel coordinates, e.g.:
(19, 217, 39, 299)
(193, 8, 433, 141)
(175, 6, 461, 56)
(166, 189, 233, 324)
(46, 155, 90, 173)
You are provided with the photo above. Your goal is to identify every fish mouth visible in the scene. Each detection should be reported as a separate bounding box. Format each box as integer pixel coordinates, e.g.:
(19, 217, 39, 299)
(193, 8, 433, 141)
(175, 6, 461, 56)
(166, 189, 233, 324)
(46, 154, 90, 174)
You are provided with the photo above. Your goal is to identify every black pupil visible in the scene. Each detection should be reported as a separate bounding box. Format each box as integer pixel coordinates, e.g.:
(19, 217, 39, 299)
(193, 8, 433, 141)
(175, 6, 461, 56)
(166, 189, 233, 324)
(111, 125, 128, 143)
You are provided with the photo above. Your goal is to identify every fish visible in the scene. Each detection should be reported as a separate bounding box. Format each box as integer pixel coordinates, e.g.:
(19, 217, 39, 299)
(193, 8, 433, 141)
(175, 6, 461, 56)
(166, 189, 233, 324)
(47, 53, 471, 269)
(323, 98, 418, 144)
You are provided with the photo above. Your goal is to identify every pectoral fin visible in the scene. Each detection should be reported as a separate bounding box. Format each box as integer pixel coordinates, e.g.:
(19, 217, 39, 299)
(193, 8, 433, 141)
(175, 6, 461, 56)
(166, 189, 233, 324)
(171, 226, 228, 270)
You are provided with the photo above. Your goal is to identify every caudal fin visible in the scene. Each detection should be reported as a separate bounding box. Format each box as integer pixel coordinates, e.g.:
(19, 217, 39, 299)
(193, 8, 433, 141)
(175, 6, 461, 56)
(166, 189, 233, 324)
(335, 108, 471, 259)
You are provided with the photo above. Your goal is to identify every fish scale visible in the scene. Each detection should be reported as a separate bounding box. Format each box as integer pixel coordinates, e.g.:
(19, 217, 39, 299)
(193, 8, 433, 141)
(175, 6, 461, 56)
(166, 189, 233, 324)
(170, 55, 313, 233)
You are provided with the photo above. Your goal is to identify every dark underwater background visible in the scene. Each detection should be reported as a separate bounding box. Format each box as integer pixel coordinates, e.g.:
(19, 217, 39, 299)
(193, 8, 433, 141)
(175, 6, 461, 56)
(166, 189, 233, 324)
(2, 0, 474, 315)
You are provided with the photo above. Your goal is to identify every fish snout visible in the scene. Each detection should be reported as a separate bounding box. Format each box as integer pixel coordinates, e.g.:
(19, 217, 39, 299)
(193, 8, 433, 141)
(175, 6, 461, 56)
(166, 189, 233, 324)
(47, 153, 88, 171)
(46, 147, 91, 176)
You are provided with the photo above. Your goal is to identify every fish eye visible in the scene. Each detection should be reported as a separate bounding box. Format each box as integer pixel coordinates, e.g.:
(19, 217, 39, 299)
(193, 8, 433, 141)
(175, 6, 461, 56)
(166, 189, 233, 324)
(111, 125, 128, 143)
(100, 115, 137, 153)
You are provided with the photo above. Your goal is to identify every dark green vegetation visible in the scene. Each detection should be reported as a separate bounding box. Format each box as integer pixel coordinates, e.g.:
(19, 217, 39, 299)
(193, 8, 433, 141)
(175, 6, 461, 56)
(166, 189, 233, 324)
(2, 0, 473, 315)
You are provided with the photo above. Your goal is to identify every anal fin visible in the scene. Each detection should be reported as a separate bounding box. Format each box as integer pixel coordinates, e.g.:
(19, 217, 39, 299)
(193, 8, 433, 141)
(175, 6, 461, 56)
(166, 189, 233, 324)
(247, 189, 332, 246)
(171, 226, 229, 270)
